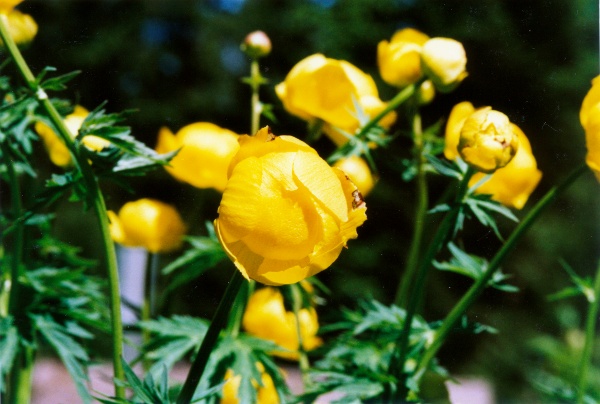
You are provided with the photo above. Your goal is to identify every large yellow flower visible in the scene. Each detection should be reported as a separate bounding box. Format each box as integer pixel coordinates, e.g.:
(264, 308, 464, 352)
(275, 54, 396, 146)
(242, 287, 322, 360)
(215, 127, 367, 285)
(421, 37, 467, 93)
(221, 363, 279, 404)
(445, 102, 542, 209)
(579, 76, 600, 182)
(155, 122, 239, 192)
(108, 198, 187, 253)
(35, 105, 109, 167)
(377, 28, 429, 88)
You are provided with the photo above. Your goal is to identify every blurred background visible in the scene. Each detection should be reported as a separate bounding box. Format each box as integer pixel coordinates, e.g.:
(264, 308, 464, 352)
(13, 0, 600, 401)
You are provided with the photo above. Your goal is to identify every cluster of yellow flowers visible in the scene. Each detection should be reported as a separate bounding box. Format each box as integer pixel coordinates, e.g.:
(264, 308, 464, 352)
(580, 76, 600, 182)
(0, 0, 36, 45)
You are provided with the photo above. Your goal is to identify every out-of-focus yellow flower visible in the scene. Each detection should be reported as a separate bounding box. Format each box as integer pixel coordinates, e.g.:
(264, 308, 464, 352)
(215, 127, 367, 286)
(445, 102, 541, 208)
(579, 76, 600, 182)
(421, 37, 467, 93)
(417, 80, 435, 105)
(0, 0, 22, 13)
(108, 198, 186, 253)
(333, 155, 375, 196)
(221, 363, 279, 404)
(377, 28, 429, 88)
(458, 107, 518, 173)
(35, 105, 109, 167)
(242, 287, 322, 360)
(155, 123, 239, 192)
(275, 54, 396, 146)
(471, 125, 542, 209)
(1, 9, 36, 44)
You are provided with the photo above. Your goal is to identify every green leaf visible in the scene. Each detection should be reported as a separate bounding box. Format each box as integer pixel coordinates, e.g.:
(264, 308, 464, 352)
(547, 259, 594, 302)
(425, 155, 463, 179)
(0, 317, 19, 390)
(39, 70, 81, 91)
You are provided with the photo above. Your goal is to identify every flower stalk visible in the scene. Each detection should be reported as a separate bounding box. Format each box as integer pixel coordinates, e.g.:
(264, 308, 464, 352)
(0, 14, 125, 399)
(415, 163, 588, 376)
(291, 284, 311, 387)
(576, 259, 600, 404)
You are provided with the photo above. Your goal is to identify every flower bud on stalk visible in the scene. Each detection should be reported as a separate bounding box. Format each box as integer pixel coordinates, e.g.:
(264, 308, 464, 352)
(0, 0, 37, 45)
(377, 28, 429, 88)
(241, 30, 271, 59)
(421, 37, 467, 93)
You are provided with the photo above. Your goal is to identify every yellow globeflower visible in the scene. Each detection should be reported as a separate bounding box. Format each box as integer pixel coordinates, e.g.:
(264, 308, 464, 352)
(155, 123, 239, 192)
(421, 37, 467, 93)
(445, 102, 541, 208)
(242, 287, 322, 360)
(221, 363, 279, 404)
(275, 54, 396, 146)
(580, 76, 600, 182)
(377, 28, 430, 88)
(0, 0, 22, 13)
(333, 155, 375, 196)
(1, 9, 36, 45)
(35, 105, 109, 167)
(108, 198, 186, 253)
(458, 107, 518, 173)
(215, 127, 367, 286)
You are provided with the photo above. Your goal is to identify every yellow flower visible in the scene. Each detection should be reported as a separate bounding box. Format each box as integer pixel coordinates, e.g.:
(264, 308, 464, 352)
(377, 28, 430, 88)
(445, 102, 541, 208)
(35, 105, 109, 167)
(242, 287, 322, 360)
(333, 155, 375, 196)
(0, 9, 36, 45)
(108, 198, 186, 253)
(421, 37, 467, 93)
(416, 80, 436, 105)
(580, 76, 600, 182)
(215, 127, 367, 286)
(221, 363, 279, 404)
(155, 122, 239, 192)
(0, 0, 22, 12)
(275, 54, 396, 146)
(458, 107, 518, 173)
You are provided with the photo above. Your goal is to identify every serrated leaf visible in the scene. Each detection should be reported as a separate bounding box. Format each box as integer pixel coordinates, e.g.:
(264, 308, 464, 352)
(0, 317, 19, 389)
(425, 155, 462, 179)
(40, 70, 81, 91)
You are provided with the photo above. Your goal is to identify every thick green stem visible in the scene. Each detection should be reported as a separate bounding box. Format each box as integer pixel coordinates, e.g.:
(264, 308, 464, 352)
(394, 112, 428, 307)
(176, 270, 245, 404)
(0, 15, 125, 398)
(391, 168, 474, 395)
(8, 346, 35, 404)
(416, 164, 588, 375)
(576, 259, 600, 404)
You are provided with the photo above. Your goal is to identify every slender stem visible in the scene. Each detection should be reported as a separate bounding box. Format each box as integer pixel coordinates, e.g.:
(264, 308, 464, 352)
(176, 270, 245, 404)
(576, 259, 600, 404)
(391, 168, 474, 395)
(291, 284, 311, 387)
(250, 59, 261, 136)
(142, 252, 159, 372)
(0, 15, 125, 398)
(416, 164, 588, 375)
(9, 345, 35, 404)
(225, 280, 249, 338)
(394, 112, 428, 307)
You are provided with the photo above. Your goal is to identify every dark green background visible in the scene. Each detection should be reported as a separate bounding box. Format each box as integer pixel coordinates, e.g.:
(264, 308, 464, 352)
(13, 0, 600, 400)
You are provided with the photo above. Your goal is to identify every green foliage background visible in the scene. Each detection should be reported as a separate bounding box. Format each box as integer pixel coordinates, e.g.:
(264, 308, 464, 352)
(12, 0, 600, 400)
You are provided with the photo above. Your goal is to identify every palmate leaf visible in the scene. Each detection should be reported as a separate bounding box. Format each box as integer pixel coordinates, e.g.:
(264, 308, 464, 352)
(0, 317, 19, 391)
(32, 314, 93, 403)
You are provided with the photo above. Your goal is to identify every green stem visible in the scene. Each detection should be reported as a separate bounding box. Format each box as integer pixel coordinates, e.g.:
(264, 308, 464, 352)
(391, 167, 474, 395)
(291, 284, 311, 387)
(394, 112, 428, 307)
(9, 345, 35, 404)
(142, 252, 159, 372)
(416, 163, 588, 375)
(576, 259, 600, 404)
(176, 270, 245, 404)
(0, 15, 125, 398)
(250, 59, 261, 135)
(225, 280, 249, 338)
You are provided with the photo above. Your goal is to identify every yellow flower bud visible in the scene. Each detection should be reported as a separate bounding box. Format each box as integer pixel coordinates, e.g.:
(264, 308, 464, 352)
(35, 105, 110, 167)
(421, 37, 467, 93)
(580, 76, 600, 182)
(241, 30, 271, 59)
(275, 54, 396, 146)
(221, 363, 279, 404)
(377, 28, 429, 88)
(333, 155, 375, 196)
(108, 198, 186, 253)
(0, 9, 36, 45)
(215, 127, 367, 285)
(458, 107, 519, 173)
(416, 80, 436, 105)
(155, 122, 240, 192)
(242, 287, 322, 360)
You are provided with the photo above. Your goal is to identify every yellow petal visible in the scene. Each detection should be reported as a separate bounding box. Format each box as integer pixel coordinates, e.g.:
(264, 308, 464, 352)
(444, 101, 475, 160)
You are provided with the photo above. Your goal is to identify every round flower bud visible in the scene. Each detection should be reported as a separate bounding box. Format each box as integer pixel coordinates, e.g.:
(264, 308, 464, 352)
(333, 155, 375, 196)
(377, 28, 429, 88)
(108, 198, 186, 253)
(215, 127, 367, 285)
(421, 37, 467, 93)
(240, 30, 272, 59)
(35, 105, 110, 167)
(0, 9, 37, 45)
(155, 122, 239, 192)
(580, 76, 600, 182)
(275, 54, 396, 146)
(458, 107, 519, 173)
(416, 79, 436, 105)
(242, 287, 322, 360)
